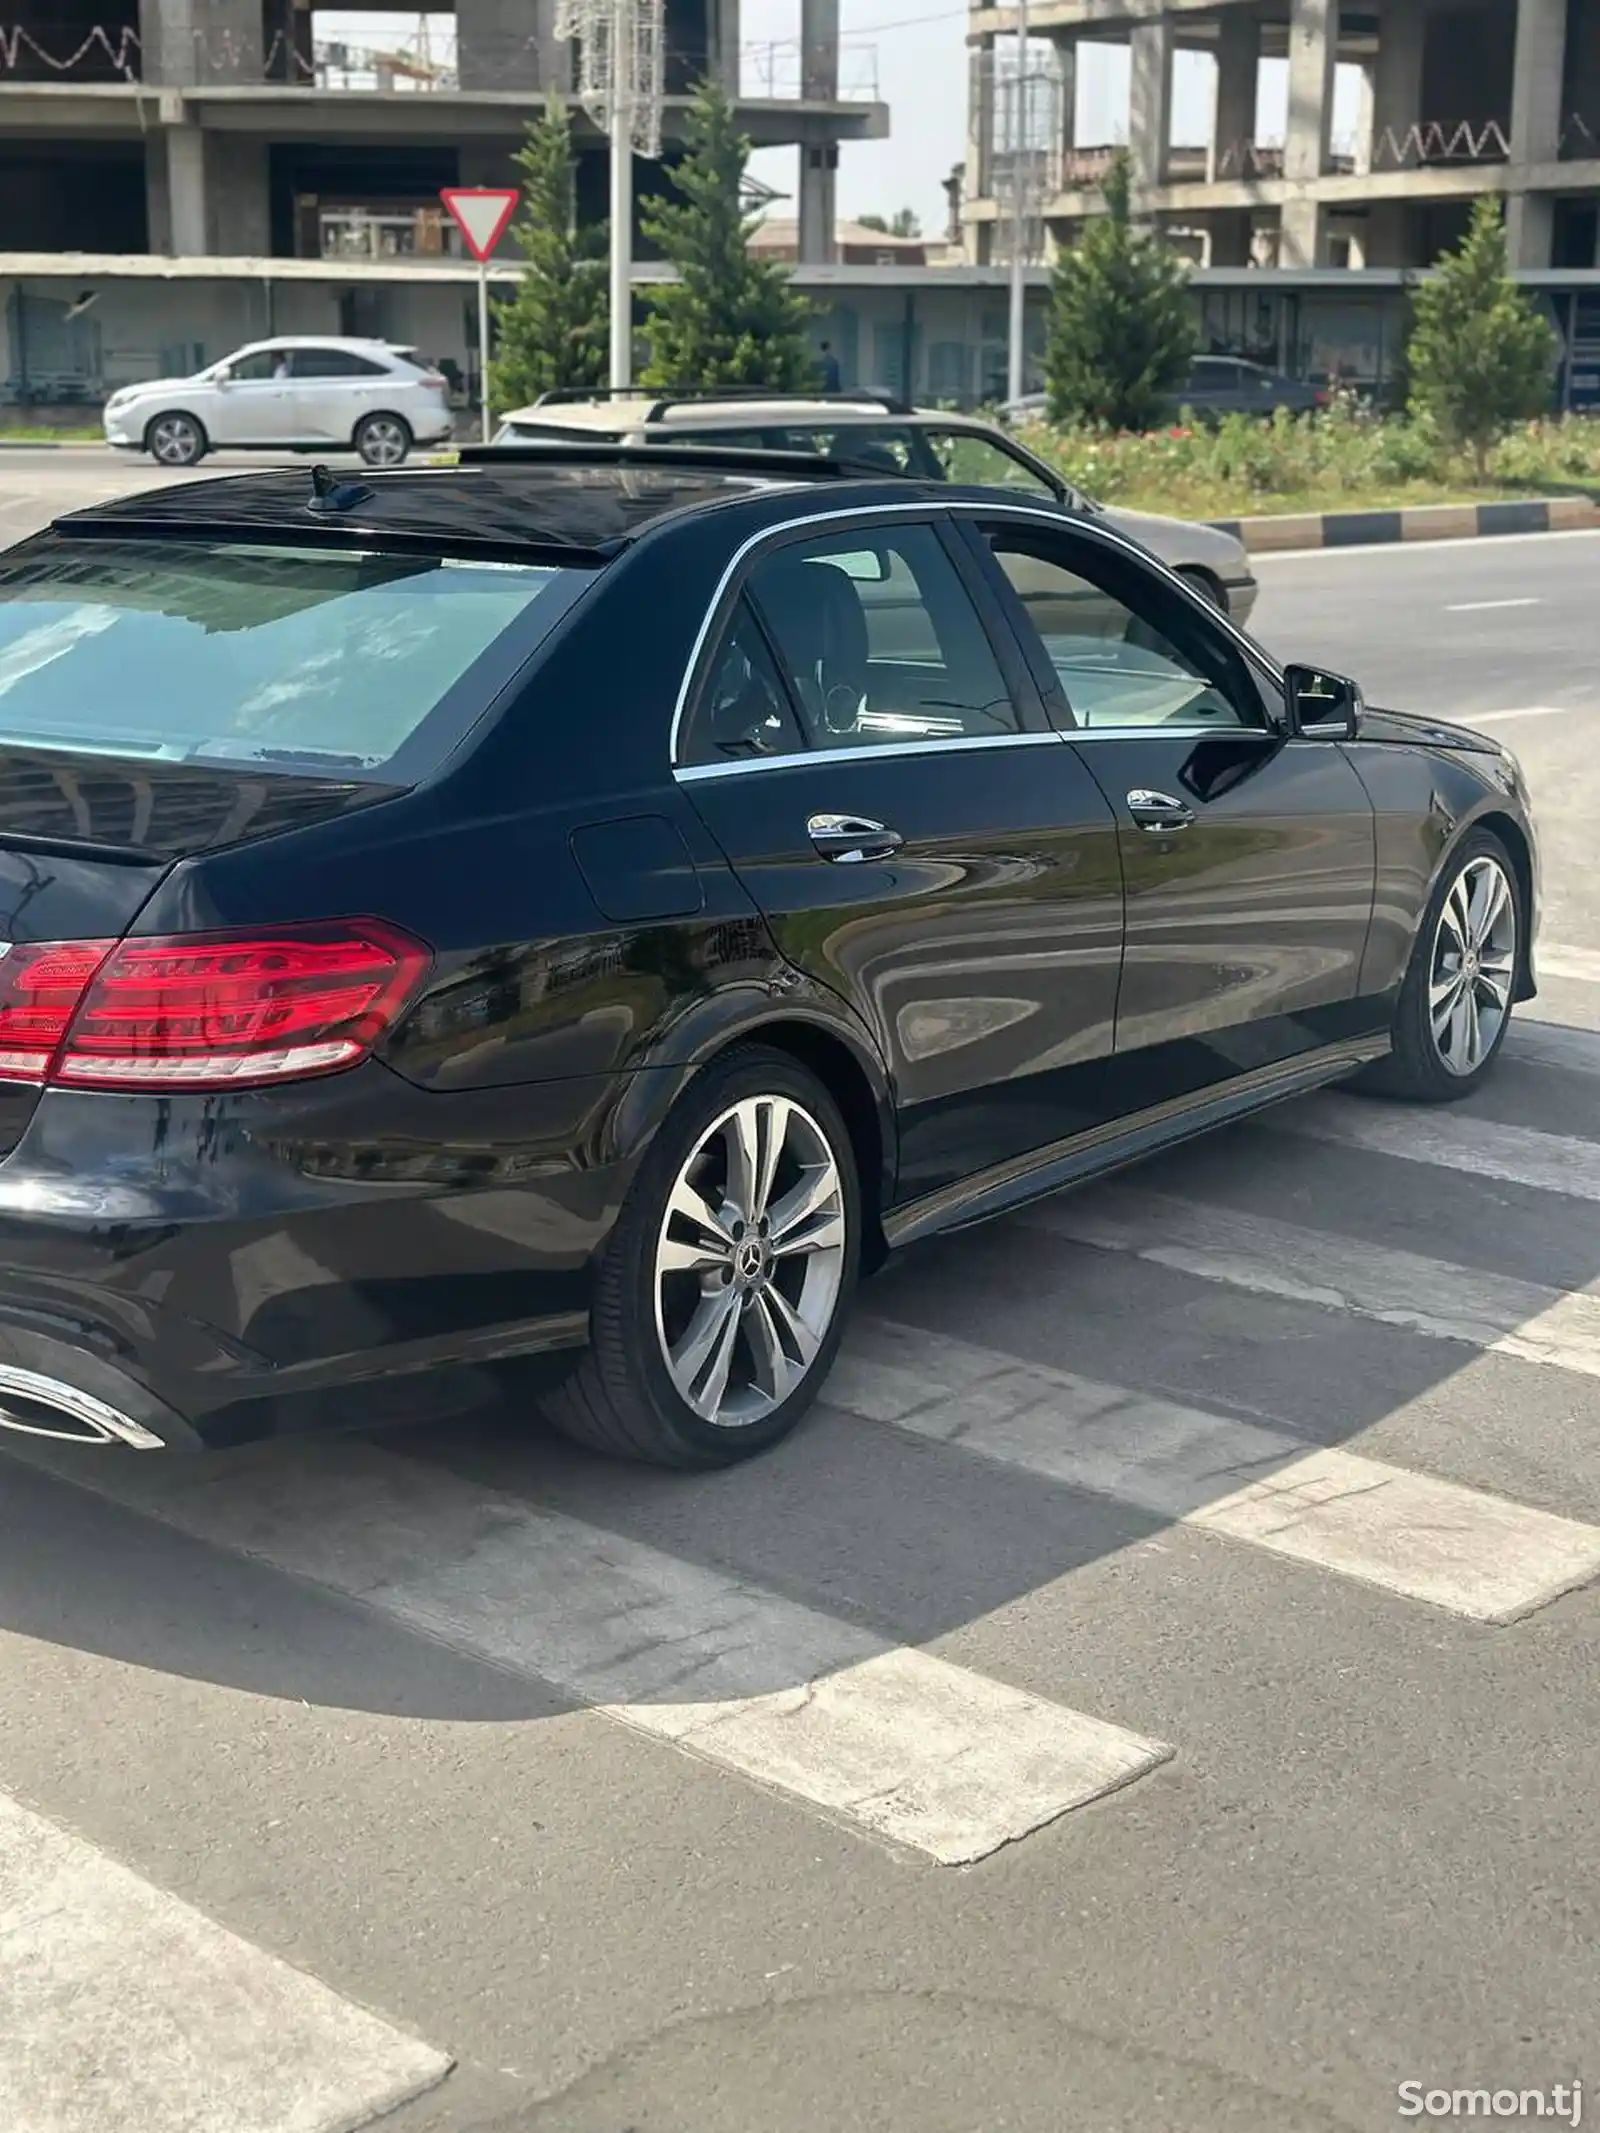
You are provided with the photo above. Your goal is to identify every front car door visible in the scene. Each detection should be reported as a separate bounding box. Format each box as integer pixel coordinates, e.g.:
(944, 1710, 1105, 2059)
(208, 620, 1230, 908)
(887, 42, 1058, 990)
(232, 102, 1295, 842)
(961, 510, 1379, 1109)
(673, 510, 1125, 1205)
(208, 346, 294, 444)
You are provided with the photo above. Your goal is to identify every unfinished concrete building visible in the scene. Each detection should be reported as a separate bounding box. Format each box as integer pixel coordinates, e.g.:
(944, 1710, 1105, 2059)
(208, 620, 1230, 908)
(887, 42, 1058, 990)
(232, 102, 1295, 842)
(963, 0, 1600, 271)
(0, 0, 883, 264)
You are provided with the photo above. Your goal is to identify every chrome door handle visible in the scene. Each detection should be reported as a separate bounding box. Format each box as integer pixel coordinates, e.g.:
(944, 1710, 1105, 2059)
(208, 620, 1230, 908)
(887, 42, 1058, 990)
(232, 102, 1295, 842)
(1126, 788, 1195, 832)
(806, 812, 904, 863)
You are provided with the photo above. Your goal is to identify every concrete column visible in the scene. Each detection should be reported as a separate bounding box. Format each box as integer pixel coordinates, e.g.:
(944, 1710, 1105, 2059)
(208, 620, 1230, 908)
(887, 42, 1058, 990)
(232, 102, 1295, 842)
(967, 35, 994, 203)
(801, 0, 839, 100)
(1209, 10, 1259, 181)
(798, 142, 838, 262)
(167, 125, 209, 256)
(1366, 2, 1426, 172)
(1128, 19, 1173, 193)
(1281, 0, 1335, 265)
(144, 0, 262, 85)
(1506, 0, 1567, 268)
(1057, 36, 1077, 156)
(144, 136, 173, 254)
(457, 0, 543, 91)
(712, 0, 741, 95)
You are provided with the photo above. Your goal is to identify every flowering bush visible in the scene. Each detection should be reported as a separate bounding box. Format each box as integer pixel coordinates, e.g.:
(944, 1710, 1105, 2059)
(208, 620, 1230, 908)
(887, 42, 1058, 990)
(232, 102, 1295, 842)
(1012, 408, 1600, 520)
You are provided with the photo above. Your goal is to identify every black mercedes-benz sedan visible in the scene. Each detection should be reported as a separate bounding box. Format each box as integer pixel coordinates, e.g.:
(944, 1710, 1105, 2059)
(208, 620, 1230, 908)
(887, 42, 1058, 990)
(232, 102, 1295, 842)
(0, 445, 1538, 1466)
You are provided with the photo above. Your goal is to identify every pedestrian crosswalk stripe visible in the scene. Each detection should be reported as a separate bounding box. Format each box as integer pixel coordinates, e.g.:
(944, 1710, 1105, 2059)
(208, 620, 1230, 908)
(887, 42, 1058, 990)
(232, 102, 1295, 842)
(1021, 1186, 1600, 1381)
(1538, 943, 1600, 985)
(1506, 1017, 1600, 1079)
(0, 1791, 450, 2133)
(1269, 1092, 1600, 1203)
(18, 1439, 1168, 1866)
(828, 1320, 1600, 1624)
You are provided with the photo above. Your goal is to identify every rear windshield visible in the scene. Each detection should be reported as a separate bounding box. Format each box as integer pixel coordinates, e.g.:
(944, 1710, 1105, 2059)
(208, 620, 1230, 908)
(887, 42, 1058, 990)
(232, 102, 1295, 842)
(0, 537, 590, 778)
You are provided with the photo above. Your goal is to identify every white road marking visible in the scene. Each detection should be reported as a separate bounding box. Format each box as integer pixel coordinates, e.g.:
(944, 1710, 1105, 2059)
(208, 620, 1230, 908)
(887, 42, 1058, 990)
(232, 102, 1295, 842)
(1539, 943, 1600, 986)
(1468, 705, 1572, 723)
(1021, 1186, 1600, 1382)
(1508, 1017, 1600, 1079)
(1444, 598, 1543, 613)
(827, 1321, 1600, 1623)
(22, 1441, 1168, 1865)
(1254, 527, 1600, 563)
(0, 1791, 450, 2133)
(1269, 1092, 1600, 1203)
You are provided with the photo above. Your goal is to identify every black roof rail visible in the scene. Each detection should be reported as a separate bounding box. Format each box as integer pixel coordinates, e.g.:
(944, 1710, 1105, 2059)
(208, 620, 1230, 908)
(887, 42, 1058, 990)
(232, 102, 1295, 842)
(527, 384, 914, 419)
(454, 439, 862, 479)
(644, 387, 914, 420)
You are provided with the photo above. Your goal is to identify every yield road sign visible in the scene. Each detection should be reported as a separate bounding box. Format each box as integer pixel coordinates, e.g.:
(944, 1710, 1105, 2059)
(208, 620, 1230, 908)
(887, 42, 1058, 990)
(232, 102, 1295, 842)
(440, 187, 519, 262)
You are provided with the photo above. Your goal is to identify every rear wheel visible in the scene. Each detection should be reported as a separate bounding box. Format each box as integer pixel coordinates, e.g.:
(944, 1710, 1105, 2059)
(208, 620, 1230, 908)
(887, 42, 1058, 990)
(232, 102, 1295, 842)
(354, 412, 412, 467)
(145, 413, 206, 467)
(544, 1046, 860, 1467)
(1359, 829, 1520, 1101)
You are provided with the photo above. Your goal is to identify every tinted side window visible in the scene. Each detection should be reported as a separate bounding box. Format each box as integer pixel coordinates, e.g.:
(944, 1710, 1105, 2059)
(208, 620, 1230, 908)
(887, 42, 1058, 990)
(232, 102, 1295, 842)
(923, 430, 1056, 496)
(983, 530, 1265, 732)
(291, 348, 388, 378)
(748, 523, 1019, 748)
(681, 595, 807, 766)
(228, 350, 285, 381)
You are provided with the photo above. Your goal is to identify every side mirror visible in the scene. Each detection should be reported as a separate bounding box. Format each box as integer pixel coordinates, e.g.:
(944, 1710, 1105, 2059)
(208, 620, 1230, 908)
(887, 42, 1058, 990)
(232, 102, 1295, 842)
(213, 366, 232, 386)
(1283, 663, 1362, 740)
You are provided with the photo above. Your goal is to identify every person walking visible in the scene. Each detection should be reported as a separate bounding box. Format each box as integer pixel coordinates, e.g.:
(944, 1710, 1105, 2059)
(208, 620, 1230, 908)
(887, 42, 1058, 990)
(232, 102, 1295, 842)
(818, 341, 842, 392)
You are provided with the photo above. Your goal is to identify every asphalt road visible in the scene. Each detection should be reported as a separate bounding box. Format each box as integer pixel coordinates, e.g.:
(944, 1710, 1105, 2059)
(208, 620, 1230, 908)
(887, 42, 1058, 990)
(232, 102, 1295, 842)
(0, 455, 1597, 2133)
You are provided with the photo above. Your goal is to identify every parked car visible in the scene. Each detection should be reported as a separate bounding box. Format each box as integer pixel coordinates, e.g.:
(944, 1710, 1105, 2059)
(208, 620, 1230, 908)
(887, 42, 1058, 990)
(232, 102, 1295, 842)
(1172, 357, 1327, 420)
(494, 392, 1260, 626)
(0, 444, 1536, 1467)
(102, 337, 455, 469)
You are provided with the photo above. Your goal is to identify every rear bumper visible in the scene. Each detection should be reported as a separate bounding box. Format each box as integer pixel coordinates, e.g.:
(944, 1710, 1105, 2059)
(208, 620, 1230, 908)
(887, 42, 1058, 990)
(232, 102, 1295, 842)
(0, 1065, 636, 1453)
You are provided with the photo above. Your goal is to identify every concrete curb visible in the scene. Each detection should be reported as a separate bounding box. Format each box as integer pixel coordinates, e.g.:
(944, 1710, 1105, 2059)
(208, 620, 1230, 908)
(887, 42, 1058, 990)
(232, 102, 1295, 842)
(1214, 494, 1600, 553)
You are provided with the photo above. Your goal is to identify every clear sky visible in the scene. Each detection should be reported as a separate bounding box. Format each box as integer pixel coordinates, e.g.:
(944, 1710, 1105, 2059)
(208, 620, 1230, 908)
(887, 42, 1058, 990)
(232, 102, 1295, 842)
(322, 10, 1359, 240)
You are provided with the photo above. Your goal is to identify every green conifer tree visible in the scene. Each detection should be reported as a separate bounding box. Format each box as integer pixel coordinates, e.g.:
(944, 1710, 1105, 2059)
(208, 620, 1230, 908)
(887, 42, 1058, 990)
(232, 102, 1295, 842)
(489, 95, 607, 412)
(1406, 197, 1555, 475)
(1044, 152, 1193, 430)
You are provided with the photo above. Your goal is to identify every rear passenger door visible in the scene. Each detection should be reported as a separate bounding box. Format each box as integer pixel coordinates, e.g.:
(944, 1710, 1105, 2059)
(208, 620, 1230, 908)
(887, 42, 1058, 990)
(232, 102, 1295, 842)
(674, 514, 1125, 1205)
(287, 346, 390, 444)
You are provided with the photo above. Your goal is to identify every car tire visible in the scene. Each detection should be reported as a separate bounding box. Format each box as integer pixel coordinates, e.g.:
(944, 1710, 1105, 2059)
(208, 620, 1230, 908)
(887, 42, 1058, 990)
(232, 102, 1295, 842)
(354, 413, 412, 468)
(144, 413, 207, 467)
(1357, 828, 1522, 1103)
(543, 1045, 861, 1468)
(1177, 566, 1226, 612)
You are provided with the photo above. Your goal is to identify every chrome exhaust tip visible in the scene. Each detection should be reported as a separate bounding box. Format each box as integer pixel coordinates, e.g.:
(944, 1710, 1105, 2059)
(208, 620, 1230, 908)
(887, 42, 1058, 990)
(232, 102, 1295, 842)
(0, 1366, 164, 1449)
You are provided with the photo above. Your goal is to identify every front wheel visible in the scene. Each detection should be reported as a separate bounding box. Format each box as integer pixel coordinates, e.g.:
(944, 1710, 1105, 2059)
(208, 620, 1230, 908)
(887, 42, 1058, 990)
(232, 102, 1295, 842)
(354, 412, 412, 467)
(145, 413, 206, 467)
(1359, 829, 1521, 1101)
(543, 1046, 861, 1467)
(1177, 566, 1226, 612)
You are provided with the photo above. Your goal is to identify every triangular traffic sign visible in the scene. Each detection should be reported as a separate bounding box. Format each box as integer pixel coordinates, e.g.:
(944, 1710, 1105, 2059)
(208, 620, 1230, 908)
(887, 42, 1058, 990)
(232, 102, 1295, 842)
(440, 186, 520, 262)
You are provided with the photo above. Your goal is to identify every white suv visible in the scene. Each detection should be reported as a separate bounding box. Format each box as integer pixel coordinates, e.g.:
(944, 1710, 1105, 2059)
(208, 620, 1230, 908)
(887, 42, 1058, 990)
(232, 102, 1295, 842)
(103, 338, 454, 469)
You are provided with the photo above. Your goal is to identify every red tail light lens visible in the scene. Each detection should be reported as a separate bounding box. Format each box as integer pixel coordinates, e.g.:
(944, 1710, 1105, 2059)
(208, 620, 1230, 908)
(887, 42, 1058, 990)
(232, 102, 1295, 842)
(0, 921, 429, 1092)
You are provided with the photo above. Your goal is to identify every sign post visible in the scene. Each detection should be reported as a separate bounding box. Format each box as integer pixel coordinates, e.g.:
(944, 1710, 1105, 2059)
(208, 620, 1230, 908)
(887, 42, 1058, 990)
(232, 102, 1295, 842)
(440, 186, 520, 443)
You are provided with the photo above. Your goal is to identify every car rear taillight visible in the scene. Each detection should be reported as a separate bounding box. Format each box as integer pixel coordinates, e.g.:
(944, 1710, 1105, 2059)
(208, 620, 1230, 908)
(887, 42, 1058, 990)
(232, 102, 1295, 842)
(0, 921, 429, 1093)
(1314, 388, 1330, 407)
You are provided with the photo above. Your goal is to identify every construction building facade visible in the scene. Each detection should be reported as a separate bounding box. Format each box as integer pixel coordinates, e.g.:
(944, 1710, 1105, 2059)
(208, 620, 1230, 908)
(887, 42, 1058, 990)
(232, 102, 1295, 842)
(0, 0, 883, 266)
(962, 0, 1600, 272)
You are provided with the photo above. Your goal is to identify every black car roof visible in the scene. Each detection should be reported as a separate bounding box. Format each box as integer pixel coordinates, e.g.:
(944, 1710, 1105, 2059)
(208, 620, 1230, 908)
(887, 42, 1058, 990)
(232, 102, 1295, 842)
(50, 454, 950, 561)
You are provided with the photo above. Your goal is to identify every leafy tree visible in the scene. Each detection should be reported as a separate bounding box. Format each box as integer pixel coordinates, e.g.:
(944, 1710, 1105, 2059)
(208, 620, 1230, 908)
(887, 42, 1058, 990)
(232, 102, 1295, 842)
(489, 95, 607, 412)
(1044, 151, 1193, 430)
(640, 78, 817, 390)
(1405, 197, 1556, 475)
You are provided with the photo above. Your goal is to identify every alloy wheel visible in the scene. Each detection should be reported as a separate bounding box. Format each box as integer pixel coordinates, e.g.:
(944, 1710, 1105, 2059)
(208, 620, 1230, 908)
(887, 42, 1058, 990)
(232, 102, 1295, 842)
(1429, 853, 1517, 1077)
(150, 417, 200, 466)
(653, 1094, 848, 1429)
(358, 417, 409, 467)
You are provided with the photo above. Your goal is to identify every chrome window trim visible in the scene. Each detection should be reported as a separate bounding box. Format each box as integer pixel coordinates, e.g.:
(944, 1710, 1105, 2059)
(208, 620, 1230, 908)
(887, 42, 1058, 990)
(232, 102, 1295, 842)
(677, 730, 1069, 782)
(668, 498, 1284, 773)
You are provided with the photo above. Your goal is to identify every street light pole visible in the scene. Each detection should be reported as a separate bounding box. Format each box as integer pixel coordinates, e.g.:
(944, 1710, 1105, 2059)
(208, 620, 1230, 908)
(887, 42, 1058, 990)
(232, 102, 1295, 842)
(608, 0, 634, 389)
(1005, 0, 1029, 407)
